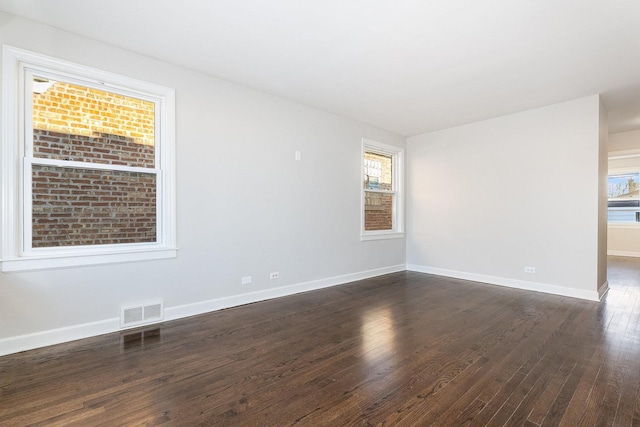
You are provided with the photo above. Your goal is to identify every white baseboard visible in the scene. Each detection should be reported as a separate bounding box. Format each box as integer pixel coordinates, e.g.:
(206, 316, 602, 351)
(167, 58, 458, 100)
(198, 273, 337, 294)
(164, 264, 405, 321)
(598, 281, 609, 300)
(608, 250, 640, 258)
(0, 264, 405, 357)
(406, 264, 602, 302)
(0, 318, 119, 357)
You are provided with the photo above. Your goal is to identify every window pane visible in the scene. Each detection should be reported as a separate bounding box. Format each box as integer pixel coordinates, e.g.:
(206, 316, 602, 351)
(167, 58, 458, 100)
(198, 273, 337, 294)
(32, 165, 156, 247)
(364, 152, 392, 191)
(608, 209, 640, 223)
(608, 173, 639, 200)
(364, 192, 393, 231)
(32, 77, 155, 168)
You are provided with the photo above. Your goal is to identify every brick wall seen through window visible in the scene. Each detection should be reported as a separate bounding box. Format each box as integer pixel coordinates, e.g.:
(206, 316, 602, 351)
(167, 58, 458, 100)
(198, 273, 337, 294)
(364, 151, 393, 231)
(30, 78, 157, 248)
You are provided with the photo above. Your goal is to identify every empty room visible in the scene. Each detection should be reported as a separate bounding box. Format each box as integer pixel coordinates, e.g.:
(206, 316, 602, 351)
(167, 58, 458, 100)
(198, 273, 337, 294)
(1, 1, 639, 425)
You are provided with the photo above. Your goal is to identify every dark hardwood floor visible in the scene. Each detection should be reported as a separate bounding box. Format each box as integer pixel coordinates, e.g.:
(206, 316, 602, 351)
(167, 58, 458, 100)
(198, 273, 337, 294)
(1, 257, 640, 426)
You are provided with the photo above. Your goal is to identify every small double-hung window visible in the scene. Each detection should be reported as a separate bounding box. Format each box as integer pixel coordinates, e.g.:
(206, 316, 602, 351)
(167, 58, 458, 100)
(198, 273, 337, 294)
(1, 46, 176, 271)
(361, 138, 404, 240)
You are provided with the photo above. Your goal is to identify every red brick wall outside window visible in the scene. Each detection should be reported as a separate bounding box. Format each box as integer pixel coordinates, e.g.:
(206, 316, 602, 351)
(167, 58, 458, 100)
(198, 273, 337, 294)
(364, 151, 394, 231)
(30, 79, 157, 248)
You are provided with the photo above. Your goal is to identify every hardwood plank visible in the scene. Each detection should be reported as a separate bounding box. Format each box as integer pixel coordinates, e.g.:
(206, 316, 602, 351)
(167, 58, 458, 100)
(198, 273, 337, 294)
(526, 357, 576, 424)
(1, 258, 640, 425)
(449, 397, 487, 427)
(427, 303, 577, 425)
(615, 340, 640, 426)
(499, 350, 567, 426)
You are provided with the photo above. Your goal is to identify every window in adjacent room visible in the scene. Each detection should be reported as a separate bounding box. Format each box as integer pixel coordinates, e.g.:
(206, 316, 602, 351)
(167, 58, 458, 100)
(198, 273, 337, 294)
(1, 46, 176, 271)
(361, 138, 404, 240)
(608, 171, 640, 223)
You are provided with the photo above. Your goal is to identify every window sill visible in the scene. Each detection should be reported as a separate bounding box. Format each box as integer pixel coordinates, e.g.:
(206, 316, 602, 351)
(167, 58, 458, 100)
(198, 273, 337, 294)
(361, 231, 405, 241)
(1, 247, 177, 272)
(608, 223, 640, 229)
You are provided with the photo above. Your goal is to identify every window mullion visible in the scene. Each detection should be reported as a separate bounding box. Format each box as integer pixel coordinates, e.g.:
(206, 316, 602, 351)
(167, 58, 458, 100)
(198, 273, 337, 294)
(22, 158, 33, 254)
(20, 69, 34, 255)
(23, 69, 34, 158)
(28, 157, 159, 175)
(364, 189, 396, 195)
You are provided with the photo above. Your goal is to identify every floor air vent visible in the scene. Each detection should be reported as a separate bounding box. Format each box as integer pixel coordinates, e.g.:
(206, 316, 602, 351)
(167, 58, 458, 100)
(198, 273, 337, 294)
(121, 301, 163, 328)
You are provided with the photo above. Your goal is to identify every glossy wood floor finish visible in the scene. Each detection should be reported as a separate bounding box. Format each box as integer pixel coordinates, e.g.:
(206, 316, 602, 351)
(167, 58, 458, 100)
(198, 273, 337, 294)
(2, 258, 640, 426)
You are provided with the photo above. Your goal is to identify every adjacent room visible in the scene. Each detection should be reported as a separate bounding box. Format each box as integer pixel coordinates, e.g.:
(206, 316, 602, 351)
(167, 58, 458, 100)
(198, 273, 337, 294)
(1, 1, 639, 425)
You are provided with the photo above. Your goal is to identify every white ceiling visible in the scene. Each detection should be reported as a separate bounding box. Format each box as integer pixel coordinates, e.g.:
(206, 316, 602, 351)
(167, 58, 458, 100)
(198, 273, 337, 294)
(1, 0, 640, 136)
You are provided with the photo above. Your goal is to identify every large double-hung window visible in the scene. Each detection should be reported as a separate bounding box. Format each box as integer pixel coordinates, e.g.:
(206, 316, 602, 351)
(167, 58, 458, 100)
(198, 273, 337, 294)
(1, 46, 176, 271)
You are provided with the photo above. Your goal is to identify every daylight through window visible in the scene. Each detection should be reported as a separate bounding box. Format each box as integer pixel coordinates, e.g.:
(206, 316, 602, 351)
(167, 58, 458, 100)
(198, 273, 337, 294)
(1, 46, 176, 271)
(608, 172, 640, 223)
(361, 139, 404, 240)
(30, 77, 158, 248)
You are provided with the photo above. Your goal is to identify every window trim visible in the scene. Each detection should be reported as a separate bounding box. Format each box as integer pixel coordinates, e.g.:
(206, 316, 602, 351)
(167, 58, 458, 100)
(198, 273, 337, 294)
(1, 46, 176, 272)
(361, 138, 404, 241)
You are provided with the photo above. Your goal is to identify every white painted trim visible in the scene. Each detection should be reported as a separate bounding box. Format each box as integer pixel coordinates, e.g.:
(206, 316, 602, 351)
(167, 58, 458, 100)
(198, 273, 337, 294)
(164, 264, 406, 321)
(362, 138, 403, 154)
(598, 281, 609, 300)
(361, 138, 405, 239)
(1, 46, 20, 262)
(1, 45, 177, 271)
(1, 248, 177, 272)
(361, 232, 405, 241)
(27, 157, 159, 175)
(0, 318, 118, 357)
(607, 250, 640, 258)
(406, 264, 601, 302)
(0, 264, 405, 356)
(6, 46, 172, 98)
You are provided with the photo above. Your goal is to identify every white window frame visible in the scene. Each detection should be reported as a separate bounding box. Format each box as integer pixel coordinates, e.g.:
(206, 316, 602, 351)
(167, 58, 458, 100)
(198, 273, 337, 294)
(361, 138, 404, 241)
(1, 46, 177, 272)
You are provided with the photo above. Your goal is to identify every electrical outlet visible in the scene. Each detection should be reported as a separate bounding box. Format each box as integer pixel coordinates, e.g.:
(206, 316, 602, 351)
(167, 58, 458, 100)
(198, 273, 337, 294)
(524, 266, 536, 274)
(241, 276, 252, 285)
(270, 272, 280, 280)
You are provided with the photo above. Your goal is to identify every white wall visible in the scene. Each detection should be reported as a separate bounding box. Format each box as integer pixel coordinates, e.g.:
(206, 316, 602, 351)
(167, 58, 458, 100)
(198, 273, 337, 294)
(608, 130, 640, 256)
(406, 95, 606, 301)
(609, 129, 640, 153)
(608, 224, 640, 256)
(0, 13, 406, 355)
